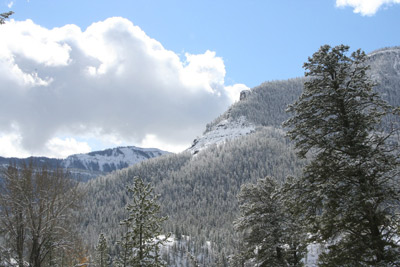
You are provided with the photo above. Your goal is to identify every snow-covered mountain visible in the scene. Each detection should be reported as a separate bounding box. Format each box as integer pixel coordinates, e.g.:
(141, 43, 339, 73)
(63, 146, 168, 173)
(369, 46, 400, 79)
(187, 46, 400, 154)
(0, 146, 170, 181)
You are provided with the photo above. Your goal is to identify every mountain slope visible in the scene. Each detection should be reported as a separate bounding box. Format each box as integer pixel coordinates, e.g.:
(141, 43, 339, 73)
(80, 127, 303, 265)
(77, 46, 400, 265)
(190, 46, 400, 153)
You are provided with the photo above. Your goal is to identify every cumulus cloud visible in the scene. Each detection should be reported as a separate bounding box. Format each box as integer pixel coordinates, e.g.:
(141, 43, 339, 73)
(45, 138, 91, 158)
(0, 17, 245, 157)
(336, 0, 400, 16)
(0, 133, 90, 158)
(0, 133, 28, 158)
(224, 84, 250, 103)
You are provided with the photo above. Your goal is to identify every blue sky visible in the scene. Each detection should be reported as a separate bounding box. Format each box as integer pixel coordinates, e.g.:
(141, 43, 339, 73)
(0, 0, 399, 157)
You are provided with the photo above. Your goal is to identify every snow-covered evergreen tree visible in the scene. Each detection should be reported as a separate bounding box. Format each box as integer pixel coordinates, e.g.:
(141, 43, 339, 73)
(284, 44, 400, 265)
(114, 226, 131, 267)
(234, 177, 305, 266)
(118, 176, 169, 267)
(95, 233, 110, 267)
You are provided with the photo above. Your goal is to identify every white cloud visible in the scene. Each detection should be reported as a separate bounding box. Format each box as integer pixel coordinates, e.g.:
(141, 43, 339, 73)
(0, 133, 90, 158)
(0, 17, 245, 157)
(181, 51, 226, 94)
(0, 133, 29, 158)
(336, 0, 400, 15)
(140, 134, 188, 153)
(45, 137, 91, 158)
(224, 84, 250, 103)
(7, 1, 13, 8)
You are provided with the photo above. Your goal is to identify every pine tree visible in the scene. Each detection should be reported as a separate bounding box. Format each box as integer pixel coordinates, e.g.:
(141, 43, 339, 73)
(118, 176, 169, 267)
(95, 233, 110, 267)
(234, 177, 305, 266)
(279, 176, 307, 267)
(115, 226, 131, 267)
(284, 44, 400, 265)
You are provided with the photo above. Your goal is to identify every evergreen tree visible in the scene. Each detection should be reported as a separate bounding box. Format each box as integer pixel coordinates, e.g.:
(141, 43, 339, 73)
(95, 233, 110, 267)
(279, 177, 307, 267)
(118, 176, 169, 267)
(234, 177, 304, 266)
(115, 226, 131, 267)
(284, 44, 400, 265)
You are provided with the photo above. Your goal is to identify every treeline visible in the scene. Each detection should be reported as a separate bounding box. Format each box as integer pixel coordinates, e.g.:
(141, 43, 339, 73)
(78, 127, 304, 265)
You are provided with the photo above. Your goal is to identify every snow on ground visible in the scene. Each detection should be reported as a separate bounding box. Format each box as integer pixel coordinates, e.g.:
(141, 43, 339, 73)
(303, 242, 325, 267)
(156, 235, 215, 267)
(187, 116, 255, 154)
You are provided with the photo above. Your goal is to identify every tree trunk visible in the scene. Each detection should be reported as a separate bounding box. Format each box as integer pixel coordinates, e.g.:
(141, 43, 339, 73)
(16, 209, 25, 267)
(30, 235, 41, 267)
(139, 221, 143, 267)
(370, 217, 385, 263)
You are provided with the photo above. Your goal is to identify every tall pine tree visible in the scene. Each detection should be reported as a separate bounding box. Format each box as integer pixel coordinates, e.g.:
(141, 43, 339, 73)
(284, 44, 400, 265)
(95, 233, 110, 267)
(118, 176, 169, 267)
(234, 177, 305, 266)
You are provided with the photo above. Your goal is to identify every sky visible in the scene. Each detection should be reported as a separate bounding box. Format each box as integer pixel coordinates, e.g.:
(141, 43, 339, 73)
(0, 0, 399, 158)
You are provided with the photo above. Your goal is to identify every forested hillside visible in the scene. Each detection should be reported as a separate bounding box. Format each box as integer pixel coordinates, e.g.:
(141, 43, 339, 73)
(207, 47, 400, 134)
(80, 127, 304, 265)
(77, 46, 400, 266)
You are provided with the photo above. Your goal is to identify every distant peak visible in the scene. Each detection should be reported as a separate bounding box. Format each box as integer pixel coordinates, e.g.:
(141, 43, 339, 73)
(368, 46, 400, 57)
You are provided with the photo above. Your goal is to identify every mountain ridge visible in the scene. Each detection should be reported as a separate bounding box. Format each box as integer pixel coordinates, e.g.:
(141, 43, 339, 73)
(0, 145, 170, 181)
(188, 46, 400, 153)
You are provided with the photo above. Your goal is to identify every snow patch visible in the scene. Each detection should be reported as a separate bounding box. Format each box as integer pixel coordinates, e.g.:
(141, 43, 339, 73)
(303, 242, 324, 266)
(63, 146, 169, 172)
(187, 116, 255, 154)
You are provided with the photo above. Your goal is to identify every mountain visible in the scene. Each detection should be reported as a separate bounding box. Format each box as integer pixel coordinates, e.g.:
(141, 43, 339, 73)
(188, 46, 400, 154)
(0, 146, 170, 181)
(77, 46, 400, 266)
(0, 156, 62, 169)
(63, 146, 169, 173)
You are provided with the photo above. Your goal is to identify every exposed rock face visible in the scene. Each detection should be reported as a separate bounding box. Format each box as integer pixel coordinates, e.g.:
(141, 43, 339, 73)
(368, 47, 400, 86)
(240, 90, 251, 101)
